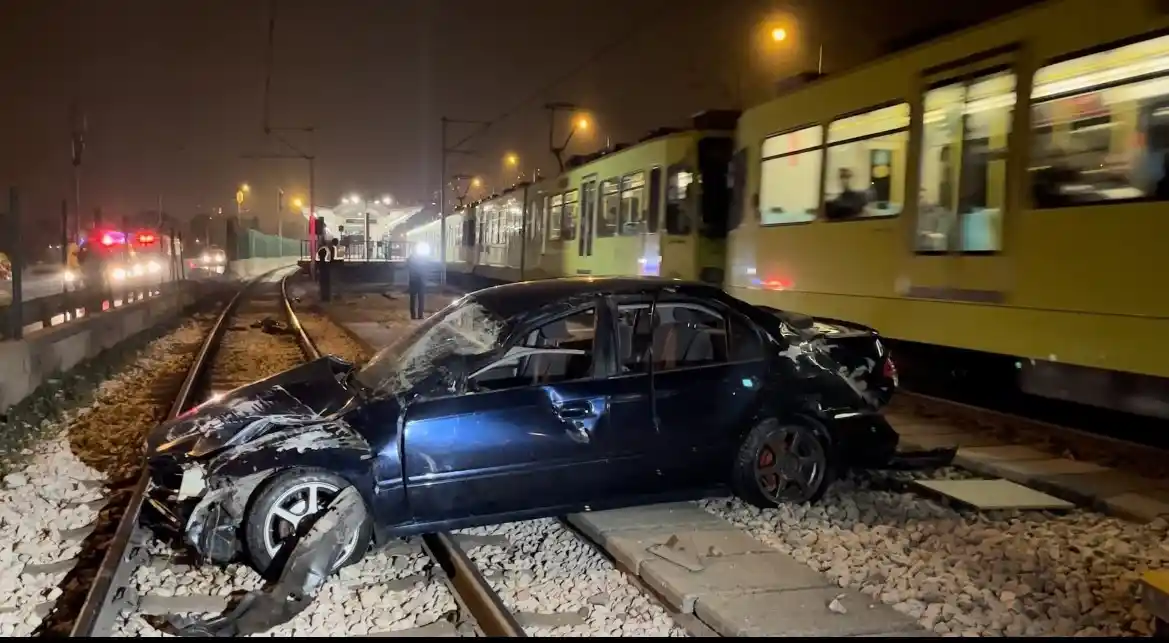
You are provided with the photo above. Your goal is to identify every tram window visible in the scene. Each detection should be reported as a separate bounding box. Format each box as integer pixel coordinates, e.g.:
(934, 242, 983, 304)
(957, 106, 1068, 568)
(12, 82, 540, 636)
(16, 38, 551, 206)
(562, 189, 579, 241)
(917, 71, 1014, 253)
(728, 149, 747, 230)
(529, 195, 543, 241)
(598, 179, 619, 237)
(760, 125, 823, 225)
(822, 103, 909, 220)
(665, 165, 693, 235)
(647, 167, 662, 233)
(1030, 34, 1169, 208)
(547, 194, 562, 242)
(619, 171, 646, 235)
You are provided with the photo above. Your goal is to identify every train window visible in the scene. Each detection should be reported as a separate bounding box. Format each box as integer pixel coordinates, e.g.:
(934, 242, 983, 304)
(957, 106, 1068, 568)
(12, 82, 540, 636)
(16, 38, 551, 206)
(509, 197, 523, 239)
(917, 71, 1015, 253)
(529, 195, 543, 241)
(728, 149, 747, 230)
(823, 103, 909, 220)
(598, 179, 619, 237)
(620, 171, 646, 235)
(562, 189, 579, 241)
(1030, 34, 1169, 208)
(547, 194, 563, 242)
(760, 126, 823, 226)
(647, 167, 662, 233)
(580, 179, 596, 257)
(665, 165, 693, 235)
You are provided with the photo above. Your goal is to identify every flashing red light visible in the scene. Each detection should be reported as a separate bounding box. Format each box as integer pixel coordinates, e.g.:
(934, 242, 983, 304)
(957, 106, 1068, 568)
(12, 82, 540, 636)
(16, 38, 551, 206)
(100, 233, 115, 247)
(137, 233, 156, 244)
(761, 278, 792, 291)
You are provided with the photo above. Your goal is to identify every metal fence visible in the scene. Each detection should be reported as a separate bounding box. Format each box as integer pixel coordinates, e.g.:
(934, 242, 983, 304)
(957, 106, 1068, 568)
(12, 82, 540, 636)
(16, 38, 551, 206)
(0, 187, 191, 340)
(235, 229, 301, 260)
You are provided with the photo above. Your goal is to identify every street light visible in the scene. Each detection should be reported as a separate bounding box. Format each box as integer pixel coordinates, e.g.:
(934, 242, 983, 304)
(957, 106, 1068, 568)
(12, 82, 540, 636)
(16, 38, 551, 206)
(504, 153, 518, 167)
(771, 27, 787, 42)
(241, 183, 251, 193)
(381, 195, 393, 205)
(292, 197, 304, 209)
(575, 116, 590, 131)
(471, 177, 482, 188)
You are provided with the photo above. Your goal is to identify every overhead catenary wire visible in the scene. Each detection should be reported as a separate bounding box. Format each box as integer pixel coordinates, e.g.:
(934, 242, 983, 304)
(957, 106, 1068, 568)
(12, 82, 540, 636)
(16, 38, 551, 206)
(447, 0, 688, 153)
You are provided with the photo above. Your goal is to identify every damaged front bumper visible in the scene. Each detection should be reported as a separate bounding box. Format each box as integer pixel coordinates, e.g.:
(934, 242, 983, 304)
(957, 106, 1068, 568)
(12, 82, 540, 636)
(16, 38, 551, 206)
(143, 458, 252, 564)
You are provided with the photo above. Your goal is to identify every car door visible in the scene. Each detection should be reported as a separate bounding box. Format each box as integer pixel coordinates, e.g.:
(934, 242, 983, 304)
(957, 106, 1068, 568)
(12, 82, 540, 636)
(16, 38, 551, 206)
(401, 302, 654, 526)
(647, 297, 770, 489)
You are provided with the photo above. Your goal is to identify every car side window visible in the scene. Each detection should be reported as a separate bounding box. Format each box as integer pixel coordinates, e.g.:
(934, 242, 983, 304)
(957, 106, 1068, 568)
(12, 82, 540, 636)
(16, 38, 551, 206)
(615, 303, 655, 374)
(470, 308, 597, 391)
(649, 303, 730, 372)
(727, 313, 765, 361)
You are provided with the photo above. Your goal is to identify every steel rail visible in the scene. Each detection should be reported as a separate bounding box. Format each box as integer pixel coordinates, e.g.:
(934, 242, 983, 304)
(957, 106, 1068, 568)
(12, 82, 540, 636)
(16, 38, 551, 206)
(306, 291, 526, 637)
(69, 269, 285, 637)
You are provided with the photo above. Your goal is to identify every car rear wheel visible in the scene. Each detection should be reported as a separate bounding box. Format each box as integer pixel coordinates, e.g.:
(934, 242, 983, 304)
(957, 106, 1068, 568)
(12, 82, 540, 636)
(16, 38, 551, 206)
(733, 418, 831, 508)
(243, 469, 373, 577)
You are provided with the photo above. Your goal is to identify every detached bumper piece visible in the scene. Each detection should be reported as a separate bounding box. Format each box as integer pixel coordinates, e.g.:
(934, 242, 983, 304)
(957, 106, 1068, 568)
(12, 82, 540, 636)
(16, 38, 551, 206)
(879, 446, 958, 471)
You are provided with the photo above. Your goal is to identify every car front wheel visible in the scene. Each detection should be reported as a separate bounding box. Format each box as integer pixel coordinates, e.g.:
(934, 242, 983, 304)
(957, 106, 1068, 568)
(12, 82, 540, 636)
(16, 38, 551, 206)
(733, 418, 831, 508)
(243, 468, 373, 578)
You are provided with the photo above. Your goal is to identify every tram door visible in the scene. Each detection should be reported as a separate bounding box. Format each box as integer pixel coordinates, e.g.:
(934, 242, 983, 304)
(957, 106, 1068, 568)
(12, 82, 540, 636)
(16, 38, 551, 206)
(573, 178, 597, 275)
(660, 164, 698, 280)
(900, 51, 1020, 314)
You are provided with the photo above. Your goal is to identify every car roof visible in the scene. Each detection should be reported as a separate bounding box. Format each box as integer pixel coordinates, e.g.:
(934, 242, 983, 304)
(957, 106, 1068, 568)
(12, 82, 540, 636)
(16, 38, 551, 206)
(468, 276, 724, 321)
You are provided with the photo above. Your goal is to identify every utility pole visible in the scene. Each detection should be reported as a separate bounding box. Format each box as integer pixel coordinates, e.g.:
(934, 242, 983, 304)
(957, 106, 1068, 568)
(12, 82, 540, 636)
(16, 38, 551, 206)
(277, 187, 284, 258)
(255, 0, 318, 274)
(439, 116, 487, 285)
(69, 101, 86, 241)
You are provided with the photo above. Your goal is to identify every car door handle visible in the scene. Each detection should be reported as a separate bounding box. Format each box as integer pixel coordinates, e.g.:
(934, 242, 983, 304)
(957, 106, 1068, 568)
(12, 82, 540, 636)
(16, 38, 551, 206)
(555, 401, 594, 420)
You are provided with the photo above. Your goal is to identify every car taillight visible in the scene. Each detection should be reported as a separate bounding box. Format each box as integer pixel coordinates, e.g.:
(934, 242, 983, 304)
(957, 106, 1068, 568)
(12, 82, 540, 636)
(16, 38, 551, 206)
(883, 353, 899, 387)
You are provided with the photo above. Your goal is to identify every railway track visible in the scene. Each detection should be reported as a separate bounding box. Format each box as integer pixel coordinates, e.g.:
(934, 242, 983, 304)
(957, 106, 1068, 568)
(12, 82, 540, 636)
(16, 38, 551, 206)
(58, 269, 530, 637)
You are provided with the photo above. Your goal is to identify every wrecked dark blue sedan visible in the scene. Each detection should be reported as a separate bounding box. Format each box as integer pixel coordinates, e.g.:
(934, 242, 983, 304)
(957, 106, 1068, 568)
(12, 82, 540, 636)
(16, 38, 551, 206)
(144, 277, 953, 575)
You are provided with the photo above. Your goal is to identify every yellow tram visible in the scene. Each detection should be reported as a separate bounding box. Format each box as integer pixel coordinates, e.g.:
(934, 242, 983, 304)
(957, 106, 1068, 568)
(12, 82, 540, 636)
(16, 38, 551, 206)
(408, 111, 738, 287)
(728, 0, 1169, 417)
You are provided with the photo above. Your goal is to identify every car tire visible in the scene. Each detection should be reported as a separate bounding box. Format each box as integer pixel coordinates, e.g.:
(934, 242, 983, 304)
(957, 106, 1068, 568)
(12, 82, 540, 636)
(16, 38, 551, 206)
(733, 417, 832, 508)
(243, 468, 373, 578)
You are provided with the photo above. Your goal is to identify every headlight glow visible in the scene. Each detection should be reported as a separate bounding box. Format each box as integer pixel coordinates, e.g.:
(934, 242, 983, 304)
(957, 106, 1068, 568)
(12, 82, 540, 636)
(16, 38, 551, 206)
(201, 253, 211, 263)
(112, 268, 127, 281)
(147, 261, 161, 274)
(131, 264, 145, 277)
(63, 270, 76, 283)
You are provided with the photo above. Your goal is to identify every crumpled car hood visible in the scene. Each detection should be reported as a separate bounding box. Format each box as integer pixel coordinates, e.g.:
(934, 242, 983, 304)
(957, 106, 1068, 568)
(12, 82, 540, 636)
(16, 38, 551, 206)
(146, 356, 357, 461)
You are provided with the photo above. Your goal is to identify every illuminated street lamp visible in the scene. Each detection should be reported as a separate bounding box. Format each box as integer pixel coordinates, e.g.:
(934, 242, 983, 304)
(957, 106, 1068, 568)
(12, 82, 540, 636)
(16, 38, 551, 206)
(292, 197, 304, 209)
(765, 21, 821, 73)
(241, 183, 251, 193)
(504, 153, 519, 167)
(381, 195, 393, 206)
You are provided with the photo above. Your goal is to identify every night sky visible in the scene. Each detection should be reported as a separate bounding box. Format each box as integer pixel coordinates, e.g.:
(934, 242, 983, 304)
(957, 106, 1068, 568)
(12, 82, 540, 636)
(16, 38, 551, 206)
(0, 0, 1034, 240)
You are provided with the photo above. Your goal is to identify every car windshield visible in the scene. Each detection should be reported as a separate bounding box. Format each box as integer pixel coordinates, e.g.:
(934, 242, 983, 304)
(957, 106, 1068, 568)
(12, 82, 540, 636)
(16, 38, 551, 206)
(353, 297, 508, 395)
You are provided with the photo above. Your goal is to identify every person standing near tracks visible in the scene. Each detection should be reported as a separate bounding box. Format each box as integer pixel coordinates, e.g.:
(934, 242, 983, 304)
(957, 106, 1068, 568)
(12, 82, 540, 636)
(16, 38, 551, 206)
(406, 243, 429, 320)
(316, 238, 337, 302)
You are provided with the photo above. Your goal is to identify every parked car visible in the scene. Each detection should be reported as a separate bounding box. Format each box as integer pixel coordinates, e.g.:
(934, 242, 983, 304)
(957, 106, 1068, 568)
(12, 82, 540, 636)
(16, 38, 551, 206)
(144, 277, 953, 575)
